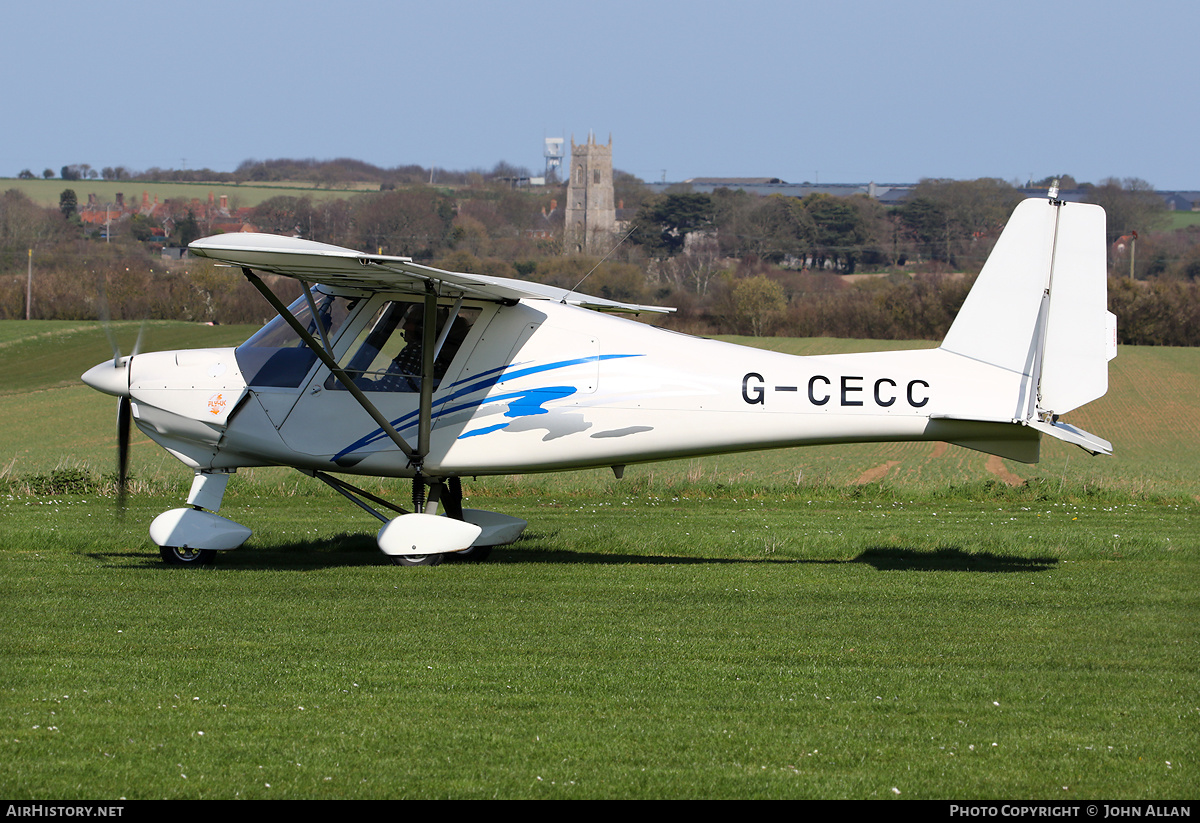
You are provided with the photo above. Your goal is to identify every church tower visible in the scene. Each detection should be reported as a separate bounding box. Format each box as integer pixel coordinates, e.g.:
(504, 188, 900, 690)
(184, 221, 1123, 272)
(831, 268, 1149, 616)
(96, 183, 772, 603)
(564, 133, 616, 255)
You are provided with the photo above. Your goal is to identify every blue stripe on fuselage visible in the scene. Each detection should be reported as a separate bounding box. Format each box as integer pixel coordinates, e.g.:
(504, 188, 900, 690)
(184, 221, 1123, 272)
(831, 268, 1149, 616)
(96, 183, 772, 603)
(330, 354, 640, 460)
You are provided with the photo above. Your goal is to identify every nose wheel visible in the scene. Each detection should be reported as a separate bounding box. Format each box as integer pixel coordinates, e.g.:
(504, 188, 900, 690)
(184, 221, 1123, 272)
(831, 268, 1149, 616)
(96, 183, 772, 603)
(388, 552, 444, 567)
(159, 545, 217, 566)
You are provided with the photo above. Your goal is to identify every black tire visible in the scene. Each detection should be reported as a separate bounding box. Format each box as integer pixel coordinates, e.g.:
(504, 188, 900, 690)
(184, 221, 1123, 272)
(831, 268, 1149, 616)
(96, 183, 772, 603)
(388, 553, 445, 567)
(160, 546, 217, 566)
(448, 544, 492, 563)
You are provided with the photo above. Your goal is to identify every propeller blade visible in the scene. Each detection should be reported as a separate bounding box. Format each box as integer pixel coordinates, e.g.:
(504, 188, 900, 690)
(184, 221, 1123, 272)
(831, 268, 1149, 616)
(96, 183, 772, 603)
(96, 287, 122, 366)
(116, 395, 131, 507)
(131, 319, 146, 357)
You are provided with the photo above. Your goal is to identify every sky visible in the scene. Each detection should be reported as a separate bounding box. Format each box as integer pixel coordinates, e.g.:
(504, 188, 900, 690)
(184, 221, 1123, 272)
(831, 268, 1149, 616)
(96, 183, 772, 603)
(3, 0, 1197, 189)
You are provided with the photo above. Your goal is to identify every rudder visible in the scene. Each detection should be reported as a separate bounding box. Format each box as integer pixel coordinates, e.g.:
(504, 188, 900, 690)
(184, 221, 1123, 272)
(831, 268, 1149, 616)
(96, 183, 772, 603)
(939, 197, 1114, 456)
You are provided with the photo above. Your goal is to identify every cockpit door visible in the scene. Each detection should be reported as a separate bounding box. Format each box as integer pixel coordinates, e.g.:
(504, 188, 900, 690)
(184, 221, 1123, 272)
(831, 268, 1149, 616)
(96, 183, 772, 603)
(276, 296, 486, 464)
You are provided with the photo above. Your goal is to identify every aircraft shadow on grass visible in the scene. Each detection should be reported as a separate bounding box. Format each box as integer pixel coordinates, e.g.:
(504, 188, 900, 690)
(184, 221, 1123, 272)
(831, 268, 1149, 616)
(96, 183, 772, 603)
(850, 546, 1058, 572)
(92, 538, 1058, 573)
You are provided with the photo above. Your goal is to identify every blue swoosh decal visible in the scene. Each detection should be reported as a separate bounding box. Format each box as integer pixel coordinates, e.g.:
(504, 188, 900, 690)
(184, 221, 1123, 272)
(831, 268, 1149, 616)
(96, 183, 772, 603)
(459, 386, 577, 438)
(331, 354, 641, 460)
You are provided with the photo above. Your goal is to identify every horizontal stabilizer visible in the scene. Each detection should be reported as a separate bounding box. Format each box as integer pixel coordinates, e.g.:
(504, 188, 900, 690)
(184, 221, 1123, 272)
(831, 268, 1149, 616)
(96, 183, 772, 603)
(928, 416, 1040, 463)
(928, 411, 1110, 461)
(1027, 419, 1113, 456)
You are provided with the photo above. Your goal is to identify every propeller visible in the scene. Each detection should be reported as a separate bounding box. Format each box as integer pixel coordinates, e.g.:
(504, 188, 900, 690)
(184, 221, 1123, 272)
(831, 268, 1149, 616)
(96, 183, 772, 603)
(88, 288, 144, 507)
(116, 394, 132, 507)
(110, 324, 142, 508)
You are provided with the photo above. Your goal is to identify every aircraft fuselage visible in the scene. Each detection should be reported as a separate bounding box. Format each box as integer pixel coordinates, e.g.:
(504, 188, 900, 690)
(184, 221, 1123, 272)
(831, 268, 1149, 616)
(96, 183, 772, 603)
(109, 296, 1034, 479)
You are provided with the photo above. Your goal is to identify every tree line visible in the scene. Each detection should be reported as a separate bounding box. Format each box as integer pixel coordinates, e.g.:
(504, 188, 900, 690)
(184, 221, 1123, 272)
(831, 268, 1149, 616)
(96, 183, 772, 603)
(18, 157, 540, 188)
(3, 165, 1199, 346)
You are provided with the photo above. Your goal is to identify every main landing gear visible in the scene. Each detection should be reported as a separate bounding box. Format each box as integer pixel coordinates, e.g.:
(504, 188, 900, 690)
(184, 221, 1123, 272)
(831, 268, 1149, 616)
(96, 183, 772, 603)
(149, 470, 526, 567)
(311, 472, 526, 567)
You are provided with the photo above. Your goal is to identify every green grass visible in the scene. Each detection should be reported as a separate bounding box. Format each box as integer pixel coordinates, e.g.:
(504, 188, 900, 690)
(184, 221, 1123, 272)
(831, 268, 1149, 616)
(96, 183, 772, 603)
(0, 320, 1196, 798)
(1, 488, 1195, 799)
(0, 320, 255, 395)
(1165, 210, 1200, 231)
(0, 321, 256, 485)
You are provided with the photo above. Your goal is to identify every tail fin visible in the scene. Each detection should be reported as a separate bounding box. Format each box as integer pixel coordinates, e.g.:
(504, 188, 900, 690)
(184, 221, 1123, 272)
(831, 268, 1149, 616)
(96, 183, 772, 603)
(939, 197, 1115, 456)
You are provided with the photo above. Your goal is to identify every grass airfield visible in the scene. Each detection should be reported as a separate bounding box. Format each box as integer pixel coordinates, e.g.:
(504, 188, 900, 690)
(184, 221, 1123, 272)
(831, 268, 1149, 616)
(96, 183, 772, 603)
(0, 321, 1196, 799)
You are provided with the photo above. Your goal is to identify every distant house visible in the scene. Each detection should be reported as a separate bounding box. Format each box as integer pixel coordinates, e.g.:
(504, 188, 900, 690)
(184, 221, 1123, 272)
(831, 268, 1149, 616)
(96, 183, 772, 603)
(525, 199, 560, 240)
(211, 206, 259, 235)
(1162, 192, 1200, 211)
(74, 188, 257, 236)
(646, 178, 914, 203)
(78, 192, 131, 226)
(685, 177, 785, 187)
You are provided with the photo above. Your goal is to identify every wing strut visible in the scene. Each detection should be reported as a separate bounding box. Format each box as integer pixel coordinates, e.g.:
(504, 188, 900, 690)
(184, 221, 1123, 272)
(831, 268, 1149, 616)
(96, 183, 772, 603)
(241, 268, 421, 466)
(418, 284, 437, 461)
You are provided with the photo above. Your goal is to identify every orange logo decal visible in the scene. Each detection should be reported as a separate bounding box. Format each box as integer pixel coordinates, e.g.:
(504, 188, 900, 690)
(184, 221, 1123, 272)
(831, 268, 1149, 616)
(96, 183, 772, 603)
(208, 393, 226, 415)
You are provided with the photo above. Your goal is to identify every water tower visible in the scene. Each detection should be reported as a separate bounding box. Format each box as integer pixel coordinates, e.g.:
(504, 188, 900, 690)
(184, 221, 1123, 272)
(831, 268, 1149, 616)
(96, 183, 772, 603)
(544, 138, 565, 180)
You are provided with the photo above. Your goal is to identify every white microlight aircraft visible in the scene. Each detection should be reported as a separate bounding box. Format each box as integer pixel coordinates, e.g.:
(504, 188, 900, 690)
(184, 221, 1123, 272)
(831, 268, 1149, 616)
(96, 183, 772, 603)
(82, 195, 1116, 566)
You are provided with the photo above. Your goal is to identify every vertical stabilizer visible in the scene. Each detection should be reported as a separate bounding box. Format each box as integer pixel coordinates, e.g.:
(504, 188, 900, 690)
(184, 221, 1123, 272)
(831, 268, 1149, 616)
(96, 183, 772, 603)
(940, 198, 1112, 419)
(938, 197, 1114, 456)
(941, 198, 1059, 379)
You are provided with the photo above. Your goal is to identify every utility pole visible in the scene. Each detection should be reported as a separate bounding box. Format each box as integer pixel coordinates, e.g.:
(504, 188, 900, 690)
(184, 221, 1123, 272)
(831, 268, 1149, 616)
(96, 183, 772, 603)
(25, 248, 32, 320)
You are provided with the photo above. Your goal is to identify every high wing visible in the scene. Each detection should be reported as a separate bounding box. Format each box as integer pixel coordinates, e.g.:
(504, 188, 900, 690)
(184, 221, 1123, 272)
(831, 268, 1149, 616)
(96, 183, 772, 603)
(188, 233, 673, 315)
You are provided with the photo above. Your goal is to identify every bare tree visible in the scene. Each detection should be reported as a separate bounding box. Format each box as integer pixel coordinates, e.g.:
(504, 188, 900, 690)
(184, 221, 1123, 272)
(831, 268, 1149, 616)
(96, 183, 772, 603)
(1086, 178, 1167, 243)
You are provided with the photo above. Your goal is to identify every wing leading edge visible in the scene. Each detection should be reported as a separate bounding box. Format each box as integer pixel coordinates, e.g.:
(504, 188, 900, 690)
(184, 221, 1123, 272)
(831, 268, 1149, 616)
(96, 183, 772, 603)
(189, 233, 673, 314)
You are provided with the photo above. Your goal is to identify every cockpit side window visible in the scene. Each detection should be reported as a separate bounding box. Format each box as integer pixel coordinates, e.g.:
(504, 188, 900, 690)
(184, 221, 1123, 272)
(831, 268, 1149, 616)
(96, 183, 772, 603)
(235, 292, 356, 387)
(326, 300, 480, 393)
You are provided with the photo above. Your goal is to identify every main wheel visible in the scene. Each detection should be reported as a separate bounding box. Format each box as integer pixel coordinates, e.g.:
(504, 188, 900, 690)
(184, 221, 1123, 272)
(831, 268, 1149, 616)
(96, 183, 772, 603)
(448, 545, 492, 563)
(160, 546, 217, 566)
(388, 553, 445, 567)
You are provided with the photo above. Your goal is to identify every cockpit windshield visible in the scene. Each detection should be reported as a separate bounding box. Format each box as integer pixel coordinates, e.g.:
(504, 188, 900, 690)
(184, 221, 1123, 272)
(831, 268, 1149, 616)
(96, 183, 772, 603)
(326, 300, 480, 393)
(235, 292, 357, 387)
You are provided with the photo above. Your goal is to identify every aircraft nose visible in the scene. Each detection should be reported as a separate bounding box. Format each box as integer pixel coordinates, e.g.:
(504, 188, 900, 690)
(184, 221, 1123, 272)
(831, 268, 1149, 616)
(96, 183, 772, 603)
(82, 357, 131, 398)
